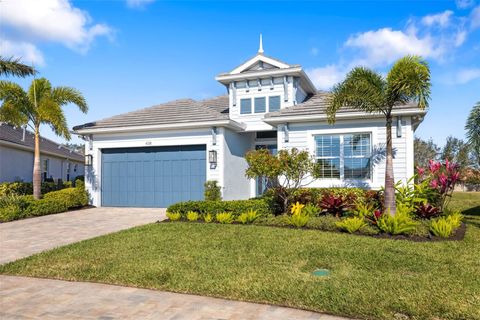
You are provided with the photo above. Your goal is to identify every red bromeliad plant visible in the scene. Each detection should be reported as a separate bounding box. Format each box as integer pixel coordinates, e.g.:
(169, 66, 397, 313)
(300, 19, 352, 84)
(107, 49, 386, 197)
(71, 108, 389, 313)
(320, 194, 350, 217)
(416, 159, 460, 212)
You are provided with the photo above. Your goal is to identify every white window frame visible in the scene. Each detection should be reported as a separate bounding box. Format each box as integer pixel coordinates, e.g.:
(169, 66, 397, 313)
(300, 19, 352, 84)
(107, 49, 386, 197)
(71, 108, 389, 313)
(308, 127, 377, 183)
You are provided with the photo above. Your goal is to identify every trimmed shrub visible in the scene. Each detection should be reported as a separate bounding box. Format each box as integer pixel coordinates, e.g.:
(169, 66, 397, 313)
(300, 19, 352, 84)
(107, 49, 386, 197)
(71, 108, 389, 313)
(167, 199, 271, 217)
(0, 180, 73, 196)
(0, 182, 89, 222)
(204, 180, 221, 201)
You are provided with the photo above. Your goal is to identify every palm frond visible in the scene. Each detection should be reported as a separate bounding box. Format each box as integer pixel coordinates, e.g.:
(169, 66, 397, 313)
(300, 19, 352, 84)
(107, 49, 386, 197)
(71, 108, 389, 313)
(52, 86, 88, 113)
(0, 80, 31, 126)
(386, 55, 431, 109)
(327, 67, 386, 123)
(0, 56, 36, 78)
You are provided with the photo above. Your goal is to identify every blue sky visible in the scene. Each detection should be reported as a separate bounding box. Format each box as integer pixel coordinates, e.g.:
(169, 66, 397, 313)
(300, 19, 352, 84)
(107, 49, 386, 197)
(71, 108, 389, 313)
(1, 0, 479, 146)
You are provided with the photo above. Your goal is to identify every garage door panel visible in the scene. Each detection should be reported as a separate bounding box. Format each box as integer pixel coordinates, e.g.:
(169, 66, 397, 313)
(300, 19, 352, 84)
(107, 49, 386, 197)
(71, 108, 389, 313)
(102, 145, 206, 207)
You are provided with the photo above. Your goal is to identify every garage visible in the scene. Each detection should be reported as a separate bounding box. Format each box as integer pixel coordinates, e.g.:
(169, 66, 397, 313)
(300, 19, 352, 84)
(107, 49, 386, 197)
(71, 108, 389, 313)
(101, 145, 206, 207)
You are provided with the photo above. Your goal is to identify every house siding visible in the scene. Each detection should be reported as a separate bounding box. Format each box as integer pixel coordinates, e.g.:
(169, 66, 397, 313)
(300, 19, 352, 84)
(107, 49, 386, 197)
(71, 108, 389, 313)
(277, 118, 413, 189)
(222, 128, 254, 200)
(0, 145, 84, 183)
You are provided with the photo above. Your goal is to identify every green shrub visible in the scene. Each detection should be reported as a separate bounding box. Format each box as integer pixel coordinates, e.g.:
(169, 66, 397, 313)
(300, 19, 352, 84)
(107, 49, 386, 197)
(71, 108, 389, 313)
(204, 180, 222, 201)
(0, 180, 74, 197)
(303, 203, 320, 216)
(351, 201, 375, 218)
(186, 211, 199, 222)
(0, 185, 89, 223)
(216, 212, 234, 224)
(377, 206, 418, 235)
(335, 217, 367, 233)
(430, 217, 456, 238)
(287, 213, 309, 228)
(166, 211, 181, 221)
(237, 209, 260, 224)
(204, 213, 213, 223)
(305, 216, 340, 231)
(167, 199, 271, 217)
(446, 211, 463, 228)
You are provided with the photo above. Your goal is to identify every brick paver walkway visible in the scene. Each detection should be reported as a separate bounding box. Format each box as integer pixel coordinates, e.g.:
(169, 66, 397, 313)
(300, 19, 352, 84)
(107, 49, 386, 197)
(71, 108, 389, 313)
(0, 207, 163, 264)
(0, 276, 349, 320)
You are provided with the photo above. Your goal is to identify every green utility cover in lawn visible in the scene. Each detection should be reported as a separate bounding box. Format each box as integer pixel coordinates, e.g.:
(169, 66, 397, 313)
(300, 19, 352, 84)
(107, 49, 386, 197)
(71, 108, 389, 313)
(312, 269, 330, 277)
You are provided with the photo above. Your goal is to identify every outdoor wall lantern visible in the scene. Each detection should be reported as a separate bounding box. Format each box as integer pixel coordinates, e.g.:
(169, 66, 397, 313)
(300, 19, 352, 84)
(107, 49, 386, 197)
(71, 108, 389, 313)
(209, 150, 217, 164)
(85, 154, 93, 166)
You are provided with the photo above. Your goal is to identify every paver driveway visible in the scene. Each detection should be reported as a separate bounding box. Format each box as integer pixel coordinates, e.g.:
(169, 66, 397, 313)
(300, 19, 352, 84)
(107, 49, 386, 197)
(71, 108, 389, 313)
(0, 276, 348, 320)
(0, 207, 163, 264)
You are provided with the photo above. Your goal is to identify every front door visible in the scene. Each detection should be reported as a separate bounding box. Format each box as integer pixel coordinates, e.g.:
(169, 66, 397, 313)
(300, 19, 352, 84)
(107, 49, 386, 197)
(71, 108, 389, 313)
(255, 144, 277, 196)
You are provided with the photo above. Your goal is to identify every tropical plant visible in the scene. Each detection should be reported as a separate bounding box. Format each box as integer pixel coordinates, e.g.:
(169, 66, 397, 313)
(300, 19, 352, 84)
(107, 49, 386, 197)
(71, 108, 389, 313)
(287, 212, 310, 228)
(320, 194, 350, 217)
(216, 212, 234, 224)
(430, 217, 456, 238)
(377, 204, 418, 235)
(204, 213, 213, 223)
(335, 217, 367, 233)
(303, 203, 320, 216)
(0, 78, 88, 199)
(186, 211, 199, 222)
(237, 209, 260, 224)
(446, 211, 463, 228)
(0, 56, 36, 78)
(166, 211, 181, 221)
(204, 180, 222, 201)
(327, 56, 431, 215)
(351, 201, 375, 218)
(245, 148, 320, 212)
(465, 101, 480, 167)
(415, 203, 440, 219)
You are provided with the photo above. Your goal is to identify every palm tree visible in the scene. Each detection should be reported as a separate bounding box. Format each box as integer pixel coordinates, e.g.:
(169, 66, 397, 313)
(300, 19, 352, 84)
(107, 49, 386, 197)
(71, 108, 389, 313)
(327, 56, 431, 215)
(465, 101, 480, 167)
(0, 56, 36, 77)
(0, 78, 88, 199)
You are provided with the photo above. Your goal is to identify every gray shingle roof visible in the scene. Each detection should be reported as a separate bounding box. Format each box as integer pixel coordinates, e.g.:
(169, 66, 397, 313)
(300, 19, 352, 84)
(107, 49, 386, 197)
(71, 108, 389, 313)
(0, 124, 84, 162)
(73, 96, 230, 131)
(265, 91, 421, 118)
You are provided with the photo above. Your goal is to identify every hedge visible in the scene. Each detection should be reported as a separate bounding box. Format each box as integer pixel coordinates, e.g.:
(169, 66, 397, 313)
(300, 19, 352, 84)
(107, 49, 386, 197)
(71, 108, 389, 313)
(167, 199, 272, 217)
(0, 181, 73, 197)
(0, 180, 89, 223)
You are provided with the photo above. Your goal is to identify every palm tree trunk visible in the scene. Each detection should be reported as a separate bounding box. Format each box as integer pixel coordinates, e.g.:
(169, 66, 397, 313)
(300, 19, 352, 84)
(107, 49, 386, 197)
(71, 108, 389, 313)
(384, 116, 396, 216)
(33, 125, 42, 199)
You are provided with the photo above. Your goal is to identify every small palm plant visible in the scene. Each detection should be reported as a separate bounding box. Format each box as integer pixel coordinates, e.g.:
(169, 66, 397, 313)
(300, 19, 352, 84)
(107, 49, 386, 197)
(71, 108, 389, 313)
(0, 78, 88, 199)
(327, 56, 431, 215)
(0, 56, 36, 77)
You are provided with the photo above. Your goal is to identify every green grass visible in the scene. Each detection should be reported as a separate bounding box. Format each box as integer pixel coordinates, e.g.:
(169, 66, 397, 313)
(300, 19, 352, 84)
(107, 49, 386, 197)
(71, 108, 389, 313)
(447, 191, 480, 215)
(1, 191, 479, 320)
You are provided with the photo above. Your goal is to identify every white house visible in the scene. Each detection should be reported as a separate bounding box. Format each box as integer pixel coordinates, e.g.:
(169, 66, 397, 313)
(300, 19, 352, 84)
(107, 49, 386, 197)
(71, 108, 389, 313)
(73, 38, 426, 208)
(0, 124, 85, 183)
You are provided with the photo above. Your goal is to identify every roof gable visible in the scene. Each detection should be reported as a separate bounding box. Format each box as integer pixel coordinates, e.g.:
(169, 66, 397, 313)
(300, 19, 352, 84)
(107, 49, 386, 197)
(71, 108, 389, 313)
(229, 54, 292, 75)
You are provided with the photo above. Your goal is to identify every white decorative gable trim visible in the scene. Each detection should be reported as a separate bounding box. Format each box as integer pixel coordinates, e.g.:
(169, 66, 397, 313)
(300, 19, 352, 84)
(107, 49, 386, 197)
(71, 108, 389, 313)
(229, 54, 290, 75)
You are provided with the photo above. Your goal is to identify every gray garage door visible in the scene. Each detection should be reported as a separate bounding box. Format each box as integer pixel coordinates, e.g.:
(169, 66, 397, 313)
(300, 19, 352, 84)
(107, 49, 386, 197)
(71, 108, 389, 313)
(101, 145, 206, 207)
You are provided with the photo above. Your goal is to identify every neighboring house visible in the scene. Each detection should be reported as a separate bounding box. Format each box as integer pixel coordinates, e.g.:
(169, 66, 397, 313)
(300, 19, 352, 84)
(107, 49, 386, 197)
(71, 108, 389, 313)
(0, 124, 85, 183)
(73, 39, 426, 208)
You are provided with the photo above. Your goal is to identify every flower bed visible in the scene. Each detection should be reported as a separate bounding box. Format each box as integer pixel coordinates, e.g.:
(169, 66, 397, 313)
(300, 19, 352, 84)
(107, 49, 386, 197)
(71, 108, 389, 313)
(166, 160, 466, 241)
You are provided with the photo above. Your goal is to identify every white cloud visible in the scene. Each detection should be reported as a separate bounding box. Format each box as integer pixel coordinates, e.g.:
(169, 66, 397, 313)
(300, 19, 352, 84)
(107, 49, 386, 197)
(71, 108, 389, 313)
(471, 6, 480, 29)
(126, 0, 155, 8)
(0, 0, 113, 65)
(307, 65, 347, 90)
(456, 0, 476, 9)
(0, 38, 45, 66)
(421, 10, 454, 28)
(454, 68, 480, 83)
(345, 28, 442, 67)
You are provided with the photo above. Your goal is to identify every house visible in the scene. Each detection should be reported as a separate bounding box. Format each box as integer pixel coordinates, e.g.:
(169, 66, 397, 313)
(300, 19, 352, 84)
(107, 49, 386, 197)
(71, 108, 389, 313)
(0, 123, 85, 183)
(73, 37, 426, 208)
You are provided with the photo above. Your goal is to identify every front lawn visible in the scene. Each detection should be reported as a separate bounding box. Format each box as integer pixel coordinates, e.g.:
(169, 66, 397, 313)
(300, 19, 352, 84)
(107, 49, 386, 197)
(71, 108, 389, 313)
(1, 217, 479, 319)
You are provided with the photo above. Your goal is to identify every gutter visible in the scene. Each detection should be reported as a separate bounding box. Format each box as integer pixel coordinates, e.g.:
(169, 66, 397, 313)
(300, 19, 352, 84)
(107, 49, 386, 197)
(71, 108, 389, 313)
(73, 119, 246, 135)
(263, 108, 428, 125)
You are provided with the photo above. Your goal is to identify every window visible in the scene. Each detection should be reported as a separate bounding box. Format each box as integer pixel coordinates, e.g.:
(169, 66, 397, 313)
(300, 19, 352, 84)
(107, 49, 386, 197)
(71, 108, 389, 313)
(254, 97, 266, 113)
(269, 96, 280, 112)
(74, 164, 78, 172)
(240, 98, 251, 114)
(315, 135, 341, 178)
(315, 133, 371, 180)
(42, 159, 49, 181)
(344, 133, 371, 179)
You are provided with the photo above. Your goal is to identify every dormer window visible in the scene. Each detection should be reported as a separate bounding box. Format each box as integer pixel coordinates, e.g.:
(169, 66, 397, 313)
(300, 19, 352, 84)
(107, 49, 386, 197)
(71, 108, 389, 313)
(254, 97, 266, 113)
(240, 98, 252, 114)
